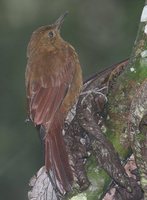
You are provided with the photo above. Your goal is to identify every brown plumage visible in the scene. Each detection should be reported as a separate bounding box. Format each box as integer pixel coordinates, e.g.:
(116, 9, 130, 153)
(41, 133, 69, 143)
(25, 12, 83, 194)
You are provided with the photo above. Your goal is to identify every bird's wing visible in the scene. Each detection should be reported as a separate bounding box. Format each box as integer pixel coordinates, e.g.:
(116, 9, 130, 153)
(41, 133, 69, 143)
(26, 50, 77, 193)
(26, 50, 75, 126)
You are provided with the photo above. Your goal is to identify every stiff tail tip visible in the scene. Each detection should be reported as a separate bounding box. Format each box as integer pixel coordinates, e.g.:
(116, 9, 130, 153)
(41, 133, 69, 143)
(45, 128, 73, 195)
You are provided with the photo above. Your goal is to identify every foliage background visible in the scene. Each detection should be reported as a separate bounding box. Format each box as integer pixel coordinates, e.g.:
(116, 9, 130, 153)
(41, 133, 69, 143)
(0, 0, 144, 199)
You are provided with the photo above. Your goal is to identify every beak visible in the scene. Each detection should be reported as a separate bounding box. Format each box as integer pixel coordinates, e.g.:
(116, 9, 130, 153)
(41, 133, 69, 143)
(53, 11, 68, 30)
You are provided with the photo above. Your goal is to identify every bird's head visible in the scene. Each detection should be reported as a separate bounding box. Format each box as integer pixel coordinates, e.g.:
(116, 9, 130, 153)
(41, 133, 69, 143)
(27, 11, 68, 57)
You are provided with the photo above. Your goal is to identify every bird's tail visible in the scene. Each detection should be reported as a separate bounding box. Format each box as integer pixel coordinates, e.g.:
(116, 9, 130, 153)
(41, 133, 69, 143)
(44, 115, 73, 195)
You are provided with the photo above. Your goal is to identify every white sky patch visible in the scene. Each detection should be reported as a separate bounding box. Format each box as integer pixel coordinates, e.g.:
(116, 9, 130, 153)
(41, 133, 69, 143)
(141, 5, 147, 22)
(145, 24, 147, 34)
(141, 50, 147, 58)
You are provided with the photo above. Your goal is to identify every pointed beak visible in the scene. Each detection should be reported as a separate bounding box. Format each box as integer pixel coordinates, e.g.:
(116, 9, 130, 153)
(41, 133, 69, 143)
(53, 11, 68, 30)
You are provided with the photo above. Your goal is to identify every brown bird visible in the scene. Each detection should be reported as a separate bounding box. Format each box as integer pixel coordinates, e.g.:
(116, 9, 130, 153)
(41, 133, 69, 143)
(25, 12, 83, 195)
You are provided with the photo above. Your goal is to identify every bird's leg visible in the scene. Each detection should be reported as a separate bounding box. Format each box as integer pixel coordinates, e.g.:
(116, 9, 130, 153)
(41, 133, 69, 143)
(80, 86, 108, 105)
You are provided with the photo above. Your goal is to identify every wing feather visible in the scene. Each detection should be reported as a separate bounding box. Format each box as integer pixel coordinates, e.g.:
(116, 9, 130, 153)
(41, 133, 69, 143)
(26, 49, 75, 127)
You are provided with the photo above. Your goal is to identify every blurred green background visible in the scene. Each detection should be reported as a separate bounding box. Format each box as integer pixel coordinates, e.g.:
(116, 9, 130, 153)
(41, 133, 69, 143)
(0, 0, 144, 199)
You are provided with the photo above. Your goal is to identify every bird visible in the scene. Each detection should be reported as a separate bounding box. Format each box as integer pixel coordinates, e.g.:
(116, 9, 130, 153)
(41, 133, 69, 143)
(25, 12, 83, 196)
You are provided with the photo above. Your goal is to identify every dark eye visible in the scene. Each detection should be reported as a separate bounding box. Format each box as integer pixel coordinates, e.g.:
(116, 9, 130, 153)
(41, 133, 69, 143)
(48, 31, 54, 38)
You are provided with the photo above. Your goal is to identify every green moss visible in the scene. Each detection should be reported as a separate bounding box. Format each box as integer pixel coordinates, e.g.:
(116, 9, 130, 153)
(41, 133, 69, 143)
(85, 156, 110, 200)
(68, 156, 111, 200)
(141, 177, 147, 186)
(70, 193, 87, 200)
(106, 130, 131, 159)
(135, 132, 146, 142)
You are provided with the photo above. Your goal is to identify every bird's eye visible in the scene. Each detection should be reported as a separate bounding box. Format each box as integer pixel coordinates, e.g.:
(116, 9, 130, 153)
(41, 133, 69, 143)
(48, 31, 54, 38)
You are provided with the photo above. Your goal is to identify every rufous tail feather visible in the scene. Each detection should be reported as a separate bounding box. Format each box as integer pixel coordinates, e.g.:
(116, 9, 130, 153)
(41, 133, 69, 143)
(44, 115, 73, 193)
